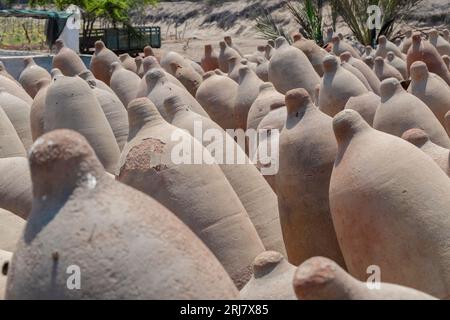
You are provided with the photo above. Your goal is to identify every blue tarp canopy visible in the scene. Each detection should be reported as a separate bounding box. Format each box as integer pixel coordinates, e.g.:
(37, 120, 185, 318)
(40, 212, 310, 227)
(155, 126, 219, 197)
(0, 9, 72, 19)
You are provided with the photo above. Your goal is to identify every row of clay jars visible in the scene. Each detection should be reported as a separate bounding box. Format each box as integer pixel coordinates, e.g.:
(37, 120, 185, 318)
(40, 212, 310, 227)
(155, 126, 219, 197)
(0, 249, 12, 299)
(340, 52, 381, 95)
(110, 62, 141, 108)
(402, 129, 450, 177)
(276, 88, 345, 267)
(428, 29, 450, 56)
(52, 39, 86, 77)
(241, 252, 436, 300)
(44, 74, 120, 173)
(293, 257, 437, 300)
(268, 37, 320, 97)
(195, 70, 238, 130)
(0, 88, 32, 150)
(234, 66, 264, 130)
(330, 109, 450, 299)
(18, 57, 51, 98)
(0, 208, 25, 251)
(164, 95, 285, 255)
(318, 55, 368, 117)
(373, 78, 450, 148)
(0, 156, 32, 220)
(0, 74, 33, 105)
(145, 69, 209, 120)
(117, 98, 265, 289)
(90, 40, 120, 85)
(407, 33, 450, 85)
(292, 33, 327, 76)
(6, 129, 239, 299)
(408, 61, 450, 127)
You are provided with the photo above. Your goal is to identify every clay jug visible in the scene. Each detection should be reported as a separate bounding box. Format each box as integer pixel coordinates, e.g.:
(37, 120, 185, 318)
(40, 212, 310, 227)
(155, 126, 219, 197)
(247, 82, 285, 130)
(143, 45, 162, 62)
(201, 44, 220, 72)
(30, 78, 51, 141)
(364, 55, 374, 69)
(134, 56, 145, 77)
(401, 30, 413, 54)
(375, 35, 405, 59)
(0, 75, 32, 105)
(0, 250, 12, 300)
(319, 55, 368, 117)
(218, 41, 240, 73)
(119, 53, 137, 73)
(344, 92, 380, 126)
(227, 56, 242, 83)
(169, 62, 202, 96)
(0, 106, 26, 158)
(78, 69, 115, 95)
(18, 57, 50, 98)
(265, 43, 275, 60)
(90, 40, 120, 85)
(145, 69, 209, 120)
(362, 45, 375, 59)
(268, 37, 320, 97)
(293, 256, 438, 300)
(44, 75, 120, 173)
(224, 36, 243, 57)
(86, 81, 129, 151)
(164, 95, 285, 255)
(331, 35, 361, 58)
(118, 98, 265, 289)
(0, 62, 17, 83)
(340, 51, 381, 95)
(386, 51, 408, 79)
(109, 62, 141, 108)
(240, 251, 297, 300)
(0, 156, 31, 219)
(340, 61, 372, 91)
(292, 33, 327, 76)
(276, 88, 345, 267)
(195, 71, 238, 129)
(402, 128, 450, 176)
(189, 59, 205, 76)
(6, 129, 238, 299)
(374, 56, 404, 81)
(446, 111, 450, 136)
(135, 56, 183, 98)
(373, 78, 450, 148)
(330, 109, 450, 298)
(428, 29, 450, 56)
(407, 32, 450, 85)
(52, 39, 86, 77)
(234, 66, 264, 130)
(255, 105, 287, 192)
(160, 51, 186, 73)
(255, 56, 269, 82)
(0, 208, 25, 252)
(443, 55, 450, 71)
(408, 61, 450, 126)
(0, 88, 32, 150)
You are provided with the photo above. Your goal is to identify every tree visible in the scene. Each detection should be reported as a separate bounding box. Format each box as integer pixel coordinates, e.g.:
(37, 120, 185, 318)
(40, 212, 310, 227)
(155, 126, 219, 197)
(29, 0, 158, 51)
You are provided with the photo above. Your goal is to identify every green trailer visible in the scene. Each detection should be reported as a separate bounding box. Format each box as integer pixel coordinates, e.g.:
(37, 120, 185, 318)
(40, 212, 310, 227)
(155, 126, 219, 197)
(80, 26, 161, 54)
